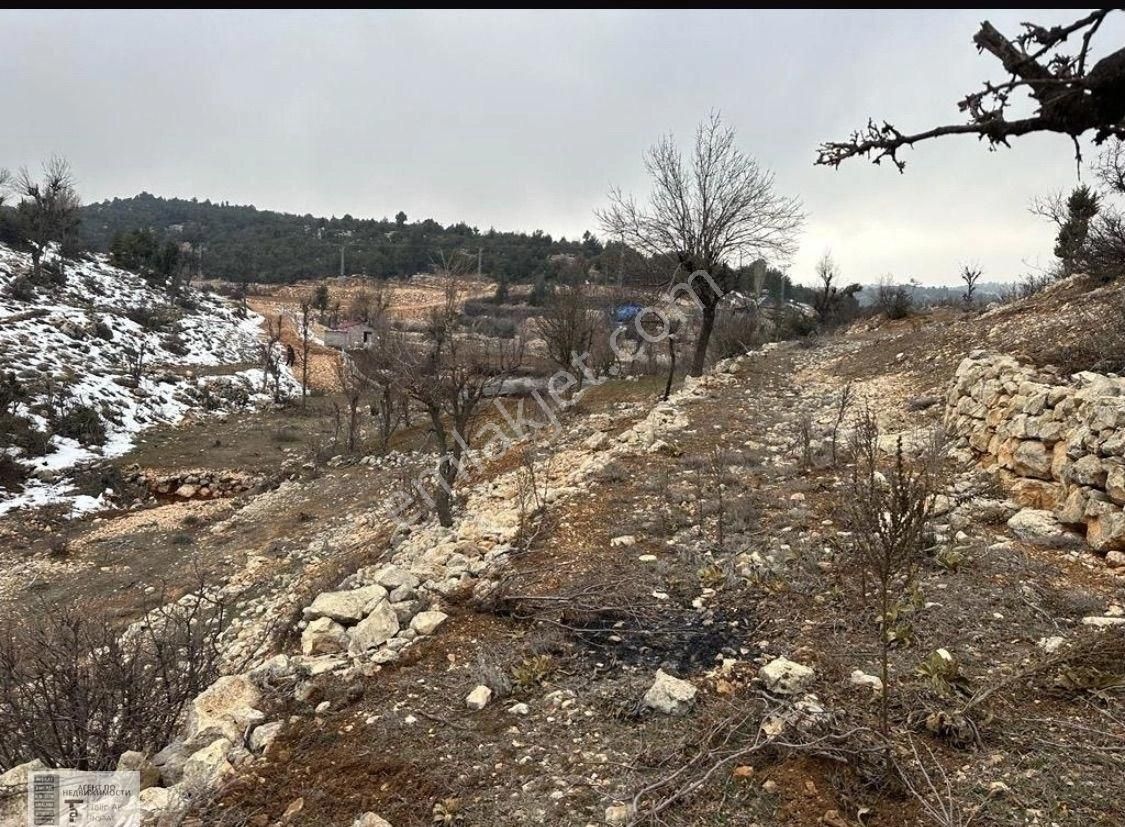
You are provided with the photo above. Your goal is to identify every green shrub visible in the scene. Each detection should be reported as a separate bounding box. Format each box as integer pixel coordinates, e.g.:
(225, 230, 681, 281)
(5, 276, 34, 302)
(53, 402, 107, 446)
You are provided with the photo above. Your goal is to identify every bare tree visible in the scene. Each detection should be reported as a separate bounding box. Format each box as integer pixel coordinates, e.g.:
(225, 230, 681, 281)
(349, 295, 404, 452)
(7, 157, 81, 276)
(370, 276, 522, 526)
(814, 252, 837, 316)
(813, 251, 862, 326)
(123, 341, 147, 385)
(0, 585, 228, 771)
(347, 282, 391, 324)
(0, 168, 10, 207)
(333, 354, 366, 453)
(1094, 137, 1125, 193)
(536, 285, 597, 395)
(817, 10, 1125, 171)
(1079, 138, 1125, 282)
(598, 113, 804, 375)
(829, 382, 853, 466)
(959, 264, 982, 305)
(840, 408, 942, 742)
(261, 313, 286, 402)
(299, 297, 313, 406)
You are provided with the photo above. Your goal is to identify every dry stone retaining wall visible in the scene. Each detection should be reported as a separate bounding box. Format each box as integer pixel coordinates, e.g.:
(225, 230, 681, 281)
(945, 350, 1125, 556)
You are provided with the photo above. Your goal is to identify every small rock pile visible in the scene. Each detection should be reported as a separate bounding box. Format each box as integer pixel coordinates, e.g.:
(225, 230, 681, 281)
(133, 469, 266, 499)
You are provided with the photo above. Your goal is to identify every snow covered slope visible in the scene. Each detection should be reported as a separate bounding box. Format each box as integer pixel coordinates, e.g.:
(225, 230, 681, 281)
(0, 244, 296, 516)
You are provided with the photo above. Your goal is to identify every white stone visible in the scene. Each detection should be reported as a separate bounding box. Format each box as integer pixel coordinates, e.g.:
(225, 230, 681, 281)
(759, 657, 815, 696)
(1037, 636, 1066, 653)
(249, 721, 283, 753)
(181, 738, 234, 791)
(301, 617, 348, 655)
(137, 786, 188, 826)
(305, 584, 389, 624)
(0, 760, 46, 825)
(1082, 616, 1125, 627)
(642, 669, 697, 715)
(849, 670, 883, 693)
(347, 600, 401, 655)
(508, 702, 530, 715)
(184, 675, 263, 749)
(605, 803, 633, 825)
(584, 431, 608, 451)
(116, 750, 161, 790)
(409, 610, 448, 636)
(372, 565, 419, 591)
(1006, 508, 1083, 549)
(466, 685, 492, 710)
(351, 814, 393, 827)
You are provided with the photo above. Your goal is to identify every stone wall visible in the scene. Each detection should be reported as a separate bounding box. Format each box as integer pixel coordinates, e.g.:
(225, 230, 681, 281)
(945, 350, 1125, 555)
(124, 468, 265, 500)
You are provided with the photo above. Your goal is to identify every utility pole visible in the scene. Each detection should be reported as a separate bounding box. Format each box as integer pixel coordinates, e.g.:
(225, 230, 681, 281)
(339, 245, 346, 278)
(477, 247, 482, 279)
(617, 232, 625, 289)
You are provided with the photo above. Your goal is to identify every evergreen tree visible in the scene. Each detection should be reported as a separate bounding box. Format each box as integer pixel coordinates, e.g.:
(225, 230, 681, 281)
(1055, 185, 1100, 276)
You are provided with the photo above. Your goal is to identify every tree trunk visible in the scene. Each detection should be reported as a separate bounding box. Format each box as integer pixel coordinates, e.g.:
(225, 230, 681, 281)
(434, 456, 457, 528)
(689, 302, 717, 376)
(662, 337, 676, 400)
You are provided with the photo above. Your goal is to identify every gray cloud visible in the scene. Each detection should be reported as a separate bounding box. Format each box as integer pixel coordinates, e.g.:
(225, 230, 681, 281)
(1, 9, 1118, 285)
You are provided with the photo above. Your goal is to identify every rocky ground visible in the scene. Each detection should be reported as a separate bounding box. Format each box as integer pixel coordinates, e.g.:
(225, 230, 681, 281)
(1, 293, 1123, 827)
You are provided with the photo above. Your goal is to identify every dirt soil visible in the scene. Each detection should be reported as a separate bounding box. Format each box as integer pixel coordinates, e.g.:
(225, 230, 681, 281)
(3, 289, 1123, 826)
(192, 315, 1121, 826)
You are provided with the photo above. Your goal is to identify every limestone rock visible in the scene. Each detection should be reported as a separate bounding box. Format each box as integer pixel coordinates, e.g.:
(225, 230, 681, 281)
(185, 674, 263, 749)
(1070, 454, 1107, 487)
(409, 610, 448, 636)
(849, 670, 884, 693)
(249, 721, 283, 753)
(137, 786, 188, 827)
(301, 617, 348, 655)
(759, 657, 815, 695)
(1007, 508, 1083, 549)
(0, 760, 46, 825)
(466, 685, 492, 710)
(642, 669, 697, 715)
(1086, 505, 1125, 551)
(371, 565, 419, 591)
(305, 584, 388, 624)
(181, 737, 234, 792)
(605, 803, 633, 825)
(1106, 464, 1125, 505)
(352, 814, 393, 827)
(117, 750, 161, 790)
(1011, 441, 1052, 480)
(584, 430, 608, 451)
(347, 599, 400, 655)
(1008, 478, 1062, 510)
(151, 740, 189, 786)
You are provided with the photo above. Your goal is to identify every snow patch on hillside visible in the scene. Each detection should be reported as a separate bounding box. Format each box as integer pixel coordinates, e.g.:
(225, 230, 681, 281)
(0, 245, 297, 516)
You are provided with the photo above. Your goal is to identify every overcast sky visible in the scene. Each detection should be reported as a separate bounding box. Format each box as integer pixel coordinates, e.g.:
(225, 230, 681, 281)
(1, 9, 1120, 286)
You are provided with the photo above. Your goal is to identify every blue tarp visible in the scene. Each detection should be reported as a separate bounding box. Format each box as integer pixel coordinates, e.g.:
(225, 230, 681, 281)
(612, 302, 644, 325)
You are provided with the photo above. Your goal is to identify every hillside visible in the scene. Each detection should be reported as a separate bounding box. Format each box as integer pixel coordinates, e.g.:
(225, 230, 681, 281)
(0, 273, 1121, 826)
(0, 243, 296, 516)
(78, 193, 603, 283)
